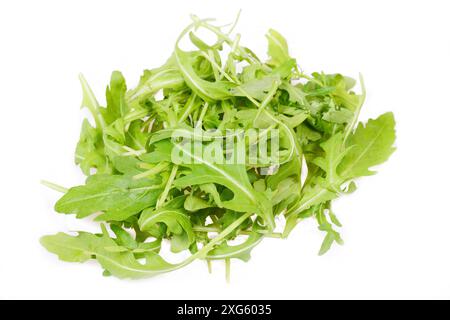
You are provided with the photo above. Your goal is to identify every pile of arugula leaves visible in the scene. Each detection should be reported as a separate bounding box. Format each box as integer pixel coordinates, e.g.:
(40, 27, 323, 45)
(41, 15, 396, 279)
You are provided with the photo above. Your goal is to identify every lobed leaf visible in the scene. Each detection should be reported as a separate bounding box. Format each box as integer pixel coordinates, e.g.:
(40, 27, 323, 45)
(55, 174, 163, 221)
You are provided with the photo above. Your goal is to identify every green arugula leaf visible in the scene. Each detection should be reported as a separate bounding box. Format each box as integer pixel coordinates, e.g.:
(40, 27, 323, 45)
(339, 112, 396, 179)
(75, 119, 109, 175)
(79, 74, 105, 130)
(174, 41, 234, 102)
(231, 75, 281, 100)
(138, 198, 195, 253)
(184, 194, 213, 212)
(266, 29, 291, 67)
(40, 230, 178, 279)
(287, 179, 337, 217)
(313, 132, 349, 187)
(110, 224, 138, 249)
(104, 71, 128, 123)
(199, 183, 223, 208)
(317, 208, 344, 255)
(206, 231, 263, 262)
(55, 174, 163, 221)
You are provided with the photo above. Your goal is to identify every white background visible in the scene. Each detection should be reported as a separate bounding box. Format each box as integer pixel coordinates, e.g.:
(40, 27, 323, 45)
(1, 0, 449, 299)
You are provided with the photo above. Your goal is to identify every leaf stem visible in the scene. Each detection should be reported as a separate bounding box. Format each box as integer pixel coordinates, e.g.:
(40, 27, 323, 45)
(192, 225, 282, 238)
(178, 94, 197, 124)
(181, 211, 253, 265)
(40, 180, 68, 193)
(226, 9, 241, 36)
(156, 165, 178, 208)
(254, 80, 281, 124)
(225, 258, 231, 283)
(196, 102, 209, 128)
(133, 162, 169, 180)
(207, 260, 212, 274)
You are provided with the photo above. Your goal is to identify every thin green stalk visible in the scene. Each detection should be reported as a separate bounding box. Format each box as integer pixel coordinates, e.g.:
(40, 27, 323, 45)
(192, 225, 283, 238)
(182, 211, 253, 264)
(196, 102, 209, 128)
(156, 165, 178, 208)
(40, 180, 68, 193)
(178, 94, 197, 124)
(225, 258, 231, 283)
(226, 9, 241, 35)
(133, 162, 169, 180)
(254, 80, 281, 123)
(207, 260, 212, 274)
